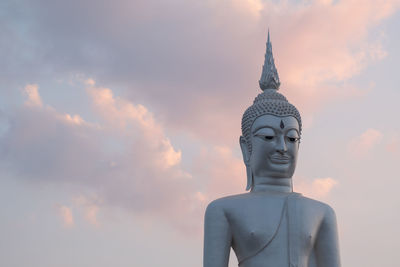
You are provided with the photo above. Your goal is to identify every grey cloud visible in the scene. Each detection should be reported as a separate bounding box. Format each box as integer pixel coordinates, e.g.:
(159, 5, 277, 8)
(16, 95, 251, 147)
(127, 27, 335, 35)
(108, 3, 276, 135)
(0, 98, 201, 232)
(3, 0, 395, 148)
(1, 0, 266, 145)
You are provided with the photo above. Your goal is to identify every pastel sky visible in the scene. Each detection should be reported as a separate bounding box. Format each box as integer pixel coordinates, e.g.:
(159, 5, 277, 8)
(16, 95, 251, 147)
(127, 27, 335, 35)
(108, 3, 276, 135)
(1, 0, 400, 266)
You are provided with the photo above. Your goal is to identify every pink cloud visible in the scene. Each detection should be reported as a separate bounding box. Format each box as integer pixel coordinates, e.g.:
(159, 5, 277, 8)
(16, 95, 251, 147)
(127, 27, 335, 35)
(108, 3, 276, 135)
(348, 128, 383, 157)
(193, 145, 245, 201)
(385, 134, 400, 154)
(23, 84, 42, 107)
(0, 80, 204, 233)
(6, 0, 398, 149)
(262, 0, 400, 113)
(73, 195, 101, 227)
(295, 177, 338, 199)
(3, 0, 400, 235)
(86, 83, 182, 169)
(132, 0, 399, 145)
(57, 205, 74, 228)
(231, 0, 263, 18)
(64, 114, 85, 125)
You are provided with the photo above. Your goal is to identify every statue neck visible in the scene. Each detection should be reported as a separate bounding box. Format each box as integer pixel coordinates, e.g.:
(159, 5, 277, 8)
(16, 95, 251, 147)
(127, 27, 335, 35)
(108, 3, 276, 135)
(252, 176, 293, 193)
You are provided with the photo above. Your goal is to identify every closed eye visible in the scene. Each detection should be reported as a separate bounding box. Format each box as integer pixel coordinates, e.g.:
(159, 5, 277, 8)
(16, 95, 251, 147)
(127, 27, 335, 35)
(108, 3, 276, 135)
(287, 137, 299, 143)
(255, 134, 275, 140)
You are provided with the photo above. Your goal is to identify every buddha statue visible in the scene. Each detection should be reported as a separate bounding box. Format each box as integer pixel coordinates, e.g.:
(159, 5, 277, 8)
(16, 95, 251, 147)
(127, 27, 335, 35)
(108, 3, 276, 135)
(203, 31, 341, 267)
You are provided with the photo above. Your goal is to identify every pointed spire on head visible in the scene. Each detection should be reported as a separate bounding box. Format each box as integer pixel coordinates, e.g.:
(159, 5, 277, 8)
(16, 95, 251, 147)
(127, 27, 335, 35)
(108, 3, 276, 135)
(259, 29, 281, 91)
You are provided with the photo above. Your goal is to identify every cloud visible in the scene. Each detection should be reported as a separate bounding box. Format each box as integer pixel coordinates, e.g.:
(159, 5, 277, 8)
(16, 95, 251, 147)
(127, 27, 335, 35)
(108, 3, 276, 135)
(2, 0, 400, 237)
(1, 0, 399, 147)
(295, 177, 338, 198)
(84, 205, 99, 226)
(86, 84, 182, 169)
(193, 145, 244, 201)
(385, 134, 400, 154)
(64, 114, 85, 125)
(231, 0, 264, 18)
(310, 177, 338, 197)
(57, 205, 74, 228)
(73, 195, 101, 227)
(0, 79, 254, 234)
(263, 0, 400, 113)
(23, 84, 42, 107)
(0, 80, 202, 233)
(348, 128, 383, 157)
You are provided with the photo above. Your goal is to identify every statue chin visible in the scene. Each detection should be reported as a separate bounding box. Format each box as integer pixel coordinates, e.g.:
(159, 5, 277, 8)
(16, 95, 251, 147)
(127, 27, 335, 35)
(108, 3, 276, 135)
(203, 31, 340, 267)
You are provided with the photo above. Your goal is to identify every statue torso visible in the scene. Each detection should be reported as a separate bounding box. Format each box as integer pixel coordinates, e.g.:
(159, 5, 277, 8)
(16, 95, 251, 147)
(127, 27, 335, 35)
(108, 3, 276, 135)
(216, 192, 329, 267)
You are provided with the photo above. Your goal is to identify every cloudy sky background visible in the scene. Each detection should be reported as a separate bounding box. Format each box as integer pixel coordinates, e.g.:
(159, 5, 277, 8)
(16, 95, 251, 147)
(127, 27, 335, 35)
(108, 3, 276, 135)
(1, 0, 400, 266)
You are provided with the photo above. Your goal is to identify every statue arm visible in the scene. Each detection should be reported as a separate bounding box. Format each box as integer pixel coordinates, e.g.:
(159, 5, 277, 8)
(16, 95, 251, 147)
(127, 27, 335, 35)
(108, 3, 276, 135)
(203, 201, 232, 267)
(315, 206, 341, 267)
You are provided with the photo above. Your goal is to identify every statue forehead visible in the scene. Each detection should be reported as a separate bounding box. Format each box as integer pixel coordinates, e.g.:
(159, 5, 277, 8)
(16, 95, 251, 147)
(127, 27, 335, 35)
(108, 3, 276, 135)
(251, 114, 299, 132)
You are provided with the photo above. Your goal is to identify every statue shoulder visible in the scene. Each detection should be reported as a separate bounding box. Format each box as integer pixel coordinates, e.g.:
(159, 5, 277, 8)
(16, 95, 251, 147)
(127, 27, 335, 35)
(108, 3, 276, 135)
(297, 195, 337, 219)
(205, 193, 250, 215)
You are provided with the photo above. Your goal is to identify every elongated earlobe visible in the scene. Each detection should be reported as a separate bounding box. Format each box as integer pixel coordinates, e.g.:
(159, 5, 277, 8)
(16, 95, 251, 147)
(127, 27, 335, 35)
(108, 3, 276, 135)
(245, 165, 254, 191)
(239, 136, 250, 163)
(240, 136, 253, 191)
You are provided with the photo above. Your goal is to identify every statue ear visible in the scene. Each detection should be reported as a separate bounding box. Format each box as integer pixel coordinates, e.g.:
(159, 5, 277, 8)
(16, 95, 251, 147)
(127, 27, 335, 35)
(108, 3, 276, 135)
(240, 136, 253, 191)
(239, 136, 250, 163)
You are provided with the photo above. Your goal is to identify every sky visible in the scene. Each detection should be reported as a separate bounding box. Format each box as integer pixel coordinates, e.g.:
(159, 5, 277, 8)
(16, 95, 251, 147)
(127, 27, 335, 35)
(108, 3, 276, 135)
(1, 0, 400, 266)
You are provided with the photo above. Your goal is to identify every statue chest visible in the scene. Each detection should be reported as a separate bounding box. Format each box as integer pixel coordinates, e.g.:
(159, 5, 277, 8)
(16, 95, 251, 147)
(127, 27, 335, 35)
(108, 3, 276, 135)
(227, 195, 322, 265)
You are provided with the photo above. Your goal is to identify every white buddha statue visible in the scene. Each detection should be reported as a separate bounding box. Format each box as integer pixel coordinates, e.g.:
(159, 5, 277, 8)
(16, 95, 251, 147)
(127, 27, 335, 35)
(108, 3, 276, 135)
(203, 31, 341, 267)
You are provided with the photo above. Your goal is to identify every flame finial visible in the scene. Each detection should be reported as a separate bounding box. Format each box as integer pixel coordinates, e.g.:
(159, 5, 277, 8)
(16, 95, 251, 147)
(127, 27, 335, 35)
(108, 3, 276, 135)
(259, 29, 280, 90)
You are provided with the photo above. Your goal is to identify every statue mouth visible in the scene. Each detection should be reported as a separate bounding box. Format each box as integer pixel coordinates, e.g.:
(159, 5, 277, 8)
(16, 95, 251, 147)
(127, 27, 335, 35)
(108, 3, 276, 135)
(270, 155, 290, 163)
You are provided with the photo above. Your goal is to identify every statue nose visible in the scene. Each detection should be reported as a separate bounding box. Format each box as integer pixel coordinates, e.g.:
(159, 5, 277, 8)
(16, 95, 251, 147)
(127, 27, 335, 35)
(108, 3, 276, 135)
(276, 136, 287, 153)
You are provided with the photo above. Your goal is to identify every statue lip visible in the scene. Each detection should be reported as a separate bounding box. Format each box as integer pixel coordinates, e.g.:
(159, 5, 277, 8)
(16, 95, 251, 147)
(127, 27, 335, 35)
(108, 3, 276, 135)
(270, 155, 290, 163)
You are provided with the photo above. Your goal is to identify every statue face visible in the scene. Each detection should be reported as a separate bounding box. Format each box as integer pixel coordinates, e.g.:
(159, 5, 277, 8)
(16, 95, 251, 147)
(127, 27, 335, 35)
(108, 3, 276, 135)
(247, 114, 300, 179)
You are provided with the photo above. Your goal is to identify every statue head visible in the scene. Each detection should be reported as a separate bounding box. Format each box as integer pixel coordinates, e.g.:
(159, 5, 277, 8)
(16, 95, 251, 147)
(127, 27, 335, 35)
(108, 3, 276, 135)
(240, 31, 302, 191)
